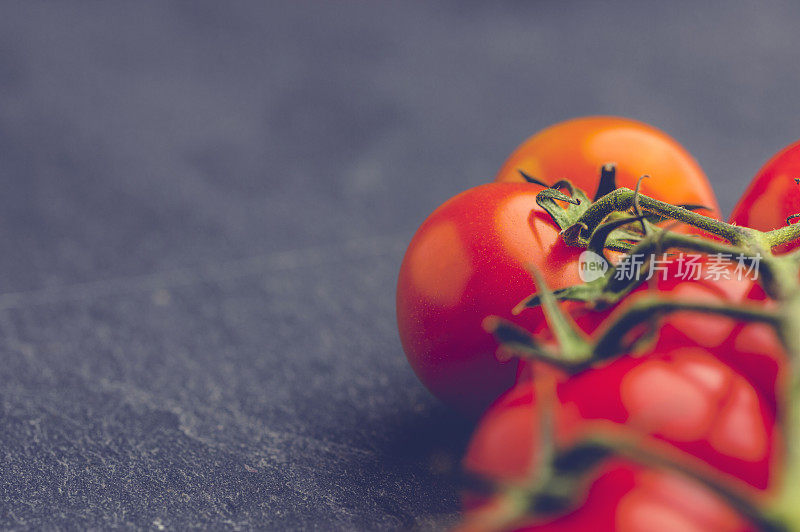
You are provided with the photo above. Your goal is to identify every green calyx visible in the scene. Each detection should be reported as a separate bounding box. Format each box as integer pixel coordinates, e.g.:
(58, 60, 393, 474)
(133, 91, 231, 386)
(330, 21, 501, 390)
(528, 166, 716, 252)
(477, 166, 800, 531)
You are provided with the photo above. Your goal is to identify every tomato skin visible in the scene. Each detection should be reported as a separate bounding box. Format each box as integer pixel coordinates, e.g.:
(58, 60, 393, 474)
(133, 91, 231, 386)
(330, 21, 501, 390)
(461, 460, 753, 532)
(561, 348, 776, 490)
(495, 116, 720, 220)
(632, 264, 783, 408)
(462, 348, 774, 531)
(517, 260, 785, 408)
(469, 348, 777, 491)
(730, 139, 800, 253)
(396, 183, 585, 415)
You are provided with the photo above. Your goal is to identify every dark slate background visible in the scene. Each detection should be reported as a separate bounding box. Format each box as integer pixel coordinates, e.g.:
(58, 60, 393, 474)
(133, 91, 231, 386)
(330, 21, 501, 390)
(1, 1, 800, 530)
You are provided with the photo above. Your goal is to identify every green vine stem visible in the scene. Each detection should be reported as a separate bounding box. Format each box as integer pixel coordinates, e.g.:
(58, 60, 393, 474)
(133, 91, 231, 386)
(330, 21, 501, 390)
(480, 178, 800, 531)
(567, 187, 800, 530)
(487, 297, 779, 372)
(576, 426, 782, 532)
(575, 187, 745, 243)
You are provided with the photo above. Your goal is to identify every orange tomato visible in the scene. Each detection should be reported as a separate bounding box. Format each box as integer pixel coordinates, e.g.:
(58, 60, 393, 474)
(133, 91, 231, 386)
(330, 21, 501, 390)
(495, 116, 720, 219)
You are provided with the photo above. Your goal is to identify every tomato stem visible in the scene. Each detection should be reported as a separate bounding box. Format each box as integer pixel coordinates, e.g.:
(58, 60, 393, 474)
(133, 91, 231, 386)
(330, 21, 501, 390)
(527, 267, 593, 361)
(576, 187, 744, 243)
(579, 188, 800, 530)
(592, 163, 619, 202)
(591, 296, 779, 361)
(483, 179, 800, 531)
(751, 250, 800, 530)
(578, 426, 786, 531)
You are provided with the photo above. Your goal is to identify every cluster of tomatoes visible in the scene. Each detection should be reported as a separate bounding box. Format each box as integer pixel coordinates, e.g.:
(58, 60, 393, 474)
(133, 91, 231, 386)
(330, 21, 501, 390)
(396, 116, 800, 531)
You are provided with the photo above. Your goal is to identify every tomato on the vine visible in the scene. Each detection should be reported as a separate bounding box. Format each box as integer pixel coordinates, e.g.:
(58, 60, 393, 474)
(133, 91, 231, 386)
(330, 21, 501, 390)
(461, 346, 774, 530)
(625, 263, 783, 407)
(517, 259, 785, 407)
(495, 116, 720, 219)
(460, 460, 752, 532)
(730, 139, 800, 253)
(396, 183, 586, 415)
(470, 347, 776, 491)
(653, 287, 783, 409)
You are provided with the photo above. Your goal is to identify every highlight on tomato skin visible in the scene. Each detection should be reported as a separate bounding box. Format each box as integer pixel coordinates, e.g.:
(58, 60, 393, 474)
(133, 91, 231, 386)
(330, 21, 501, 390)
(495, 116, 721, 221)
(395, 183, 586, 416)
(730, 139, 800, 253)
(468, 348, 777, 491)
(461, 346, 775, 531)
(459, 460, 753, 532)
(421, 119, 800, 532)
(515, 258, 786, 409)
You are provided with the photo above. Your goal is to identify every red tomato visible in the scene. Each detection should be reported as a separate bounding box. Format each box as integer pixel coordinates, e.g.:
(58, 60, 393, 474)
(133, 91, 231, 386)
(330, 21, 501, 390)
(628, 262, 782, 407)
(517, 259, 784, 407)
(460, 460, 752, 532)
(495, 116, 720, 220)
(396, 183, 585, 415)
(462, 347, 775, 531)
(470, 348, 777, 491)
(654, 296, 783, 409)
(730, 139, 800, 253)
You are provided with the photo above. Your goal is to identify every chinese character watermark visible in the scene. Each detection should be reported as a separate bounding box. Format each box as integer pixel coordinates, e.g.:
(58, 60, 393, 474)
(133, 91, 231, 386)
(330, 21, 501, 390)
(584, 252, 761, 282)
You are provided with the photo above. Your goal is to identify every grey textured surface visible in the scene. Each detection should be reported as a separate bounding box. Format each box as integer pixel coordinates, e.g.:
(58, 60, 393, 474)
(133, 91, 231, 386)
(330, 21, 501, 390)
(1, 1, 800, 530)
